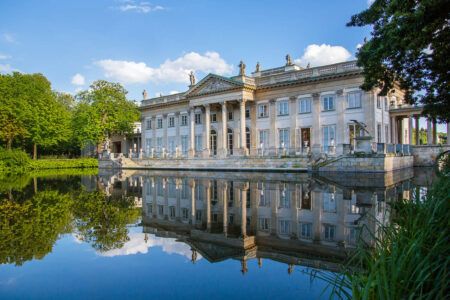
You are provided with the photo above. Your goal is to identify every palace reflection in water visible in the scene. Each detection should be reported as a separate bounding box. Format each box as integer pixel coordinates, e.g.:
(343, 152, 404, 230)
(99, 169, 431, 273)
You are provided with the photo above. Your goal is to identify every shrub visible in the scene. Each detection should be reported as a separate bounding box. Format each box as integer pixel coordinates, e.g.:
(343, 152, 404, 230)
(0, 148, 30, 173)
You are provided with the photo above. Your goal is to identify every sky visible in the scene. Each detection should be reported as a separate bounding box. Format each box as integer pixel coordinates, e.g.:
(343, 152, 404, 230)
(0, 0, 373, 100)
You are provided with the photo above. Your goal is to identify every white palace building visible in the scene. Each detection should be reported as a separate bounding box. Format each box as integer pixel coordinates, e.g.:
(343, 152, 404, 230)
(138, 56, 447, 160)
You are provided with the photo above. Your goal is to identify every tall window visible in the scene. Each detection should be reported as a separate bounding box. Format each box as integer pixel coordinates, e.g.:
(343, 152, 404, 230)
(181, 115, 188, 126)
(258, 104, 268, 118)
(168, 116, 175, 128)
(322, 125, 336, 151)
(157, 118, 163, 129)
(146, 138, 152, 151)
(298, 97, 312, 113)
(278, 220, 291, 235)
(376, 96, 382, 109)
(347, 92, 361, 109)
(245, 108, 250, 119)
(324, 224, 336, 241)
(156, 137, 163, 150)
(228, 111, 233, 120)
(279, 186, 290, 208)
(181, 135, 188, 153)
(277, 101, 289, 116)
(377, 123, 382, 142)
(195, 135, 202, 151)
(279, 128, 290, 148)
(300, 223, 312, 239)
(258, 218, 270, 231)
(322, 95, 335, 111)
(384, 97, 388, 111)
(195, 113, 201, 124)
(323, 193, 336, 213)
(211, 113, 217, 123)
(168, 137, 175, 153)
(385, 125, 389, 143)
(259, 129, 269, 147)
(146, 119, 152, 130)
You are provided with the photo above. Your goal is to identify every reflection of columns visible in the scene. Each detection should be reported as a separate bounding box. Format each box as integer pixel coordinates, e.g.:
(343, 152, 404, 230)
(408, 116, 413, 144)
(221, 102, 228, 157)
(152, 177, 157, 218)
(189, 108, 195, 157)
(204, 104, 211, 157)
(427, 118, 432, 145)
(190, 179, 196, 224)
(206, 181, 211, 232)
(222, 182, 228, 236)
(432, 119, 437, 144)
(240, 183, 248, 238)
(239, 99, 248, 155)
(415, 116, 420, 145)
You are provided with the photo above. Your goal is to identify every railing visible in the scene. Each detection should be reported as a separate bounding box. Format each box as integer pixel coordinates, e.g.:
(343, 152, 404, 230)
(141, 92, 186, 107)
(374, 143, 411, 155)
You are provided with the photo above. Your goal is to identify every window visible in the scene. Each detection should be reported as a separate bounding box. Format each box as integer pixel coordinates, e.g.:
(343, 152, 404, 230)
(277, 100, 289, 116)
(258, 218, 270, 231)
(279, 220, 291, 235)
(181, 135, 188, 153)
(385, 125, 389, 143)
(195, 135, 202, 151)
(195, 113, 201, 124)
(259, 130, 269, 147)
(384, 97, 388, 111)
(245, 108, 250, 119)
(323, 193, 336, 213)
(168, 137, 175, 153)
(279, 187, 290, 208)
(322, 125, 336, 152)
(156, 137, 163, 150)
(259, 189, 270, 207)
(180, 115, 188, 126)
(182, 208, 189, 220)
(168, 116, 175, 128)
(298, 97, 312, 113)
(322, 95, 335, 111)
(347, 92, 361, 109)
(158, 205, 164, 216)
(324, 224, 336, 241)
(258, 104, 268, 118)
(157, 118, 163, 129)
(196, 210, 202, 221)
(181, 180, 188, 199)
(300, 223, 312, 239)
(146, 119, 152, 130)
(145, 138, 152, 151)
(169, 206, 176, 218)
(211, 113, 217, 123)
(228, 111, 233, 121)
(279, 128, 290, 148)
(376, 96, 382, 109)
(377, 123, 382, 143)
(157, 180, 164, 197)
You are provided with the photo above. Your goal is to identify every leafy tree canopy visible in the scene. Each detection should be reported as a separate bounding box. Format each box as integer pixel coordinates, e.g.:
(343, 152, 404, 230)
(348, 0, 450, 122)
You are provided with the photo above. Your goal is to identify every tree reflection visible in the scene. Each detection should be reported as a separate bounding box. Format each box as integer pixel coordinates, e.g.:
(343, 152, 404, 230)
(72, 191, 141, 253)
(0, 191, 72, 266)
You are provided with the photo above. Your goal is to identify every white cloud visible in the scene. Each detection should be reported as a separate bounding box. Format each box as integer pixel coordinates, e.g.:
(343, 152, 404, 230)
(116, 1, 164, 13)
(2, 33, 16, 44)
(100, 232, 202, 260)
(71, 73, 85, 86)
(0, 53, 11, 60)
(0, 64, 14, 73)
(95, 51, 233, 84)
(294, 44, 352, 67)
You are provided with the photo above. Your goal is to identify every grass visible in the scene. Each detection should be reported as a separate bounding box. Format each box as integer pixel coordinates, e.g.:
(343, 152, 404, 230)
(319, 176, 450, 299)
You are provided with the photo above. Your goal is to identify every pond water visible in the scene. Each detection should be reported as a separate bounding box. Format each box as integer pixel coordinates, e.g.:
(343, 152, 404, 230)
(0, 168, 436, 299)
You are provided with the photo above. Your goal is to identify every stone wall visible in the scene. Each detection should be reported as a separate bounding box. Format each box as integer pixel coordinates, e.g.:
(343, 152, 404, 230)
(411, 145, 450, 167)
(316, 155, 414, 173)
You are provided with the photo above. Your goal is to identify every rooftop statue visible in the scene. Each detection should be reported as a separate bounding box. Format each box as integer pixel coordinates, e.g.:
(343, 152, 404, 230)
(255, 62, 260, 73)
(238, 60, 246, 76)
(189, 71, 196, 86)
(286, 54, 293, 66)
(142, 89, 148, 99)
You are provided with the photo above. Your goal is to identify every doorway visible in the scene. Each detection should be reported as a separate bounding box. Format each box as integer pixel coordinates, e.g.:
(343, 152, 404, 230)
(301, 128, 311, 150)
(210, 129, 217, 156)
(348, 123, 363, 150)
(113, 141, 122, 153)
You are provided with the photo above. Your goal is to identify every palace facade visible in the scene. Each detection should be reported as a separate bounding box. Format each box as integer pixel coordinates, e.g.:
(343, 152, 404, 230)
(139, 58, 432, 159)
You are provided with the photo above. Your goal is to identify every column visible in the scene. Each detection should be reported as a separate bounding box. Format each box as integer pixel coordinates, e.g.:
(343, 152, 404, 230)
(220, 102, 228, 157)
(391, 116, 396, 143)
(190, 179, 196, 224)
(408, 116, 413, 145)
(336, 90, 345, 152)
(447, 123, 450, 145)
(239, 99, 248, 156)
(240, 183, 248, 238)
(269, 99, 277, 150)
(189, 108, 195, 157)
(205, 180, 211, 232)
(250, 102, 257, 155)
(204, 104, 211, 157)
(312, 93, 321, 153)
(432, 119, 437, 144)
(289, 96, 297, 153)
(415, 116, 420, 145)
(222, 181, 228, 236)
(175, 112, 181, 156)
(163, 114, 168, 156)
(427, 118, 432, 145)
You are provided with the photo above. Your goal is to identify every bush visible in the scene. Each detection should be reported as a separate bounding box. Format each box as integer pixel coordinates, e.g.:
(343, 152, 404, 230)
(0, 148, 30, 173)
(27, 158, 98, 170)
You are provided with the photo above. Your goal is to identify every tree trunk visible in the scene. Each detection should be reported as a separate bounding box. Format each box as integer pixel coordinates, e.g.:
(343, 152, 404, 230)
(6, 139, 12, 150)
(33, 177, 38, 194)
(33, 143, 37, 160)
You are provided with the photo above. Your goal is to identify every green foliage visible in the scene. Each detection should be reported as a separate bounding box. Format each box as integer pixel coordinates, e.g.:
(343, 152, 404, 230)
(322, 177, 450, 299)
(0, 191, 73, 266)
(27, 158, 98, 170)
(0, 148, 31, 173)
(348, 0, 450, 122)
(72, 191, 141, 253)
(73, 80, 139, 148)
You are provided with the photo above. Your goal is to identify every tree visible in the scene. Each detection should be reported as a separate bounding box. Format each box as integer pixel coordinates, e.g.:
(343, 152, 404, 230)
(348, 0, 450, 122)
(73, 80, 139, 151)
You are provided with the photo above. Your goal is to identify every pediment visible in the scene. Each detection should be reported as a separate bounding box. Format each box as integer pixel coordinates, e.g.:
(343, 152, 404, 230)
(186, 74, 244, 97)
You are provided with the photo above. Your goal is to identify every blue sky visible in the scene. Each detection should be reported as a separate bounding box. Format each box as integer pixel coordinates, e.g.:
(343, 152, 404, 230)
(0, 0, 372, 100)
